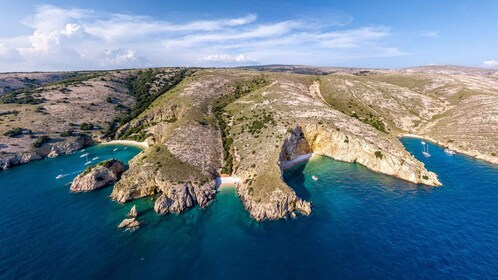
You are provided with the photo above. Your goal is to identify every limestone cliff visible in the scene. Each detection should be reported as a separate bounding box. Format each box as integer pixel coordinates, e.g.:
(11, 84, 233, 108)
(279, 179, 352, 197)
(71, 159, 126, 192)
(302, 124, 440, 186)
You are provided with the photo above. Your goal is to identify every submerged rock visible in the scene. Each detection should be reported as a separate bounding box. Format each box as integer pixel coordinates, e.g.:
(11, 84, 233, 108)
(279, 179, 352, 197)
(70, 159, 126, 192)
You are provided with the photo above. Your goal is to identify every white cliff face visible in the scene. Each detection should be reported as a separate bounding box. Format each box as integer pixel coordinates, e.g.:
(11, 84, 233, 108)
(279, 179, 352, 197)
(302, 124, 441, 186)
(70, 159, 126, 192)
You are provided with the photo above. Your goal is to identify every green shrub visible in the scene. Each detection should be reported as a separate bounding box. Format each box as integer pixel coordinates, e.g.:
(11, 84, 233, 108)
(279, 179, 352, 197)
(60, 129, 73, 137)
(374, 151, 383, 159)
(3, 127, 23, 137)
(32, 135, 50, 148)
(80, 123, 94, 130)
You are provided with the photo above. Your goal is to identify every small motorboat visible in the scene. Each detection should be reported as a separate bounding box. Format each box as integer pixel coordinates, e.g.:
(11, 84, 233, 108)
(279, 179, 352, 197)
(55, 174, 63, 179)
(444, 149, 456, 155)
(84, 161, 92, 165)
(92, 157, 100, 161)
(421, 141, 426, 145)
(80, 153, 89, 158)
(312, 175, 319, 181)
(113, 148, 119, 152)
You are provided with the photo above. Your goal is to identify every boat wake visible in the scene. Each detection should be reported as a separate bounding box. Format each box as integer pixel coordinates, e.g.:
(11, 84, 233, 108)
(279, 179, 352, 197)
(55, 170, 84, 180)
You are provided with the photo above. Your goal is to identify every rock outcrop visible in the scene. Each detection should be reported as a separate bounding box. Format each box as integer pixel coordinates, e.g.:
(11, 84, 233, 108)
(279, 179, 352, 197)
(70, 159, 126, 192)
(118, 218, 141, 230)
(237, 184, 312, 221)
(128, 205, 138, 218)
(153, 181, 217, 214)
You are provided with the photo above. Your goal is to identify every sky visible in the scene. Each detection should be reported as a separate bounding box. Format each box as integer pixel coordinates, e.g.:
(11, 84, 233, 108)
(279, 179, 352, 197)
(0, 0, 497, 72)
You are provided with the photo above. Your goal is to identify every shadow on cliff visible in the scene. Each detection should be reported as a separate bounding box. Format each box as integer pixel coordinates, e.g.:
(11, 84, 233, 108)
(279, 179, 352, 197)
(282, 162, 312, 201)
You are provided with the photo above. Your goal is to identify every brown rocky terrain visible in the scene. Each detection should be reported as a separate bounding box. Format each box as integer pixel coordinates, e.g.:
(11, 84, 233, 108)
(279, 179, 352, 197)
(2, 65, 496, 221)
(0, 72, 73, 95)
(0, 68, 186, 170)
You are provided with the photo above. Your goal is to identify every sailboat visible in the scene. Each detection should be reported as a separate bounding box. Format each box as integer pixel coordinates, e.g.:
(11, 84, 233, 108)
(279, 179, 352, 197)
(422, 143, 431, 157)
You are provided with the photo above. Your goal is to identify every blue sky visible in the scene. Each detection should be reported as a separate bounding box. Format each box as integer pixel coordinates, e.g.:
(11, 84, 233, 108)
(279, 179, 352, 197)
(0, 0, 497, 71)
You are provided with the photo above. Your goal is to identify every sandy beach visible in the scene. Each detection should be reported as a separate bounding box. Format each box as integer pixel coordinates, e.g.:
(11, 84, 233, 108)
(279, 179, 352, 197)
(216, 176, 242, 188)
(100, 140, 149, 149)
(280, 153, 315, 170)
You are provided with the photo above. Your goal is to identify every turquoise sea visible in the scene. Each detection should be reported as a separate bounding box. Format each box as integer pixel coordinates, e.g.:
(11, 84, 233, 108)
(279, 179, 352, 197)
(0, 138, 497, 279)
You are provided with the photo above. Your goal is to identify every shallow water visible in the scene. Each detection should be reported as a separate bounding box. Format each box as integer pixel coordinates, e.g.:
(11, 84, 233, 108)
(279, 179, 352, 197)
(0, 139, 497, 279)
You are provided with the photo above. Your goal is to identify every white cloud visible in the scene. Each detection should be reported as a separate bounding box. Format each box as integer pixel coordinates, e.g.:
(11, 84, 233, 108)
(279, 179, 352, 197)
(202, 54, 256, 64)
(482, 59, 498, 68)
(0, 4, 406, 71)
(99, 48, 150, 67)
(0, 43, 7, 54)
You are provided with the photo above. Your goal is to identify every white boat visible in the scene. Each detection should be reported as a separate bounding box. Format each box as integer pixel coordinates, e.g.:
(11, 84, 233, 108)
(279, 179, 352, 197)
(92, 157, 100, 161)
(444, 149, 456, 155)
(80, 153, 89, 158)
(422, 144, 431, 157)
(113, 148, 119, 152)
(421, 141, 426, 145)
(124, 147, 128, 150)
(55, 174, 63, 179)
(312, 175, 319, 181)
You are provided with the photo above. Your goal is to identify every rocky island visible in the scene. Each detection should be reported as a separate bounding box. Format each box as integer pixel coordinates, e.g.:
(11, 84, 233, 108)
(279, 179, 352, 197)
(70, 159, 126, 192)
(1, 65, 497, 221)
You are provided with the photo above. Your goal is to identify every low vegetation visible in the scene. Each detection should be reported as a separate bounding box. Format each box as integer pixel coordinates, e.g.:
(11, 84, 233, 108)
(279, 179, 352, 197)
(105, 68, 190, 138)
(32, 135, 50, 148)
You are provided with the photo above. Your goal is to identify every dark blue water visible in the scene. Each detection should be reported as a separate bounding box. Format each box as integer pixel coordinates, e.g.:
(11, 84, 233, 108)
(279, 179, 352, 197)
(0, 139, 497, 279)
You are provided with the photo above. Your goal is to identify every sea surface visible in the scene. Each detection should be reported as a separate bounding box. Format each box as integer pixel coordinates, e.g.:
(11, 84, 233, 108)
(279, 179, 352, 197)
(0, 139, 497, 279)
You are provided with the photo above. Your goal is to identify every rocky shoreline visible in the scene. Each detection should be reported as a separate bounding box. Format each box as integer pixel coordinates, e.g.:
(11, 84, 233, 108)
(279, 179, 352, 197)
(0, 134, 93, 171)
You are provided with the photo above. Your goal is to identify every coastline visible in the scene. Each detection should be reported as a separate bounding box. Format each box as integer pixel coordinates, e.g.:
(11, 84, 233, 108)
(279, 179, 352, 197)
(99, 140, 149, 149)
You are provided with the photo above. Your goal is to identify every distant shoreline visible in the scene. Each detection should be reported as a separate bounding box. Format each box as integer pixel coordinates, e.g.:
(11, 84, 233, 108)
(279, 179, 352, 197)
(100, 140, 149, 149)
